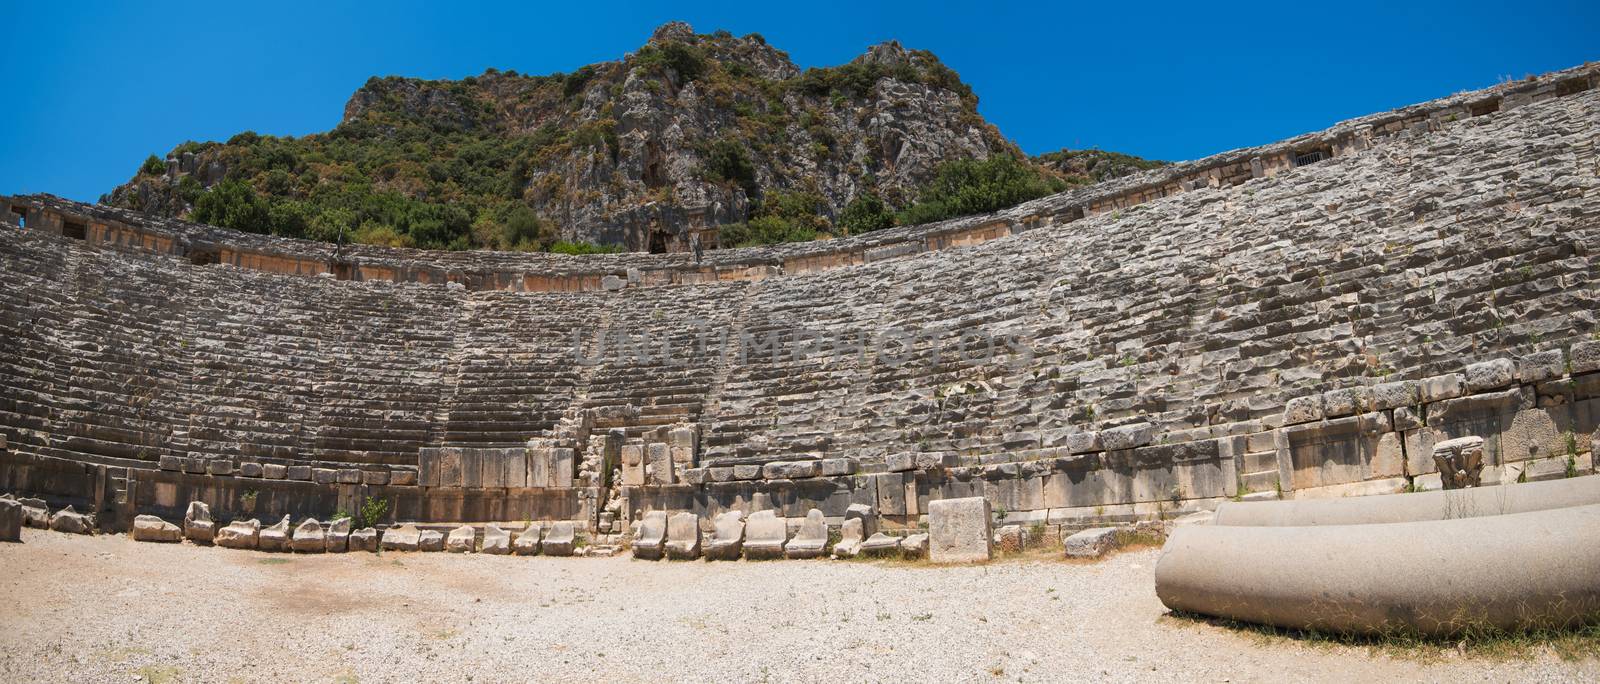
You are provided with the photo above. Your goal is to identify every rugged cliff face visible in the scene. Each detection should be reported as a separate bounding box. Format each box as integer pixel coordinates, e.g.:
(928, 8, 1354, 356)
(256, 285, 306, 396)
(104, 22, 1156, 252)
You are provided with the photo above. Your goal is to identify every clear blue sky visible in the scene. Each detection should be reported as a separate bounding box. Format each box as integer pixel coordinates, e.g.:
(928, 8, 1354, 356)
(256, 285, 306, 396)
(2, 0, 1596, 203)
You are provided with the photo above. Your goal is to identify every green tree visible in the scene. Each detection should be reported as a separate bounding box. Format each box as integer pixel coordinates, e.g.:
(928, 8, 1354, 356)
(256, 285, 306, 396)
(898, 155, 1065, 225)
(192, 180, 272, 234)
(839, 190, 895, 234)
(141, 155, 167, 176)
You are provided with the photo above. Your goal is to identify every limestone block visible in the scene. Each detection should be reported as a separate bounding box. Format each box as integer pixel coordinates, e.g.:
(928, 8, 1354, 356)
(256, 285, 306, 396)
(49, 506, 92, 535)
(216, 519, 261, 550)
(482, 524, 511, 555)
(132, 515, 182, 543)
(363, 470, 390, 486)
(1064, 527, 1120, 558)
(928, 497, 992, 563)
(207, 460, 234, 476)
(1393, 406, 1425, 431)
(0, 497, 21, 542)
(390, 470, 417, 486)
(1065, 431, 1103, 454)
(291, 519, 326, 553)
(541, 521, 576, 556)
(733, 464, 762, 480)
(681, 468, 709, 485)
(1101, 423, 1155, 451)
(287, 466, 312, 481)
(821, 458, 858, 476)
(263, 464, 287, 480)
(665, 512, 702, 560)
(446, 525, 476, 553)
(1420, 373, 1465, 403)
(325, 517, 350, 552)
(742, 510, 789, 559)
(633, 510, 668, 560)
(239, 462, 264, 478)
(845, 502, 878, 538)
(418, 530, 445, 552)
(620, 444, 645, 486)
(704, 511, 745, 560)
(349, 527, 379, 552)
(513, 524, 543, 556)
(380, 523, 421, 552)
(763, 460, 820, 479)
(1321, 387, 1371, 418)
(995, 524, 1027, 554)
(1501, 407, 1570, 463)
(833, 517, 864, 559)
(527, 447, 551, 488)
(336, 469, 363, 485)
(18, 498, 49, 528)
(915, 452, 961, 471)
(1517, 350, 1566, 384)
(709, 466, 735, 482)
(899, 533, 929, 560)
(439, 449, 464, 487)
(184, 501, 214, 543)
(1282, 396, 1324, 425)
(1464, 359, 1516, 393)
(783, 509, 829, 559)
(259, 515, 291, 551)
(875, 472, 907, 516)
(551, 448, 576, 488)
(886, 453, 916, 472)
(159, 455, 182, 471)
(312, 468, 337, 485)
(644, 444, 673, 485)
(1371, 380, 1420, 411)
(461, 450, 483, 489)
(418, 448, 441, 487)
(182, 458, 205, 475)
(1572, 340, 1600, 375)
(859, 532, 901, 557)
(1281, 412, 1393, 490)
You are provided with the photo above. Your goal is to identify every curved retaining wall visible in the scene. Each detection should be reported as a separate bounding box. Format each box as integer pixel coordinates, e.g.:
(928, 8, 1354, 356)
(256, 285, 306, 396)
(2, 66, 1599, 534)
(1155, 503, 1600, 635)
(1213, 475, 1600, 526)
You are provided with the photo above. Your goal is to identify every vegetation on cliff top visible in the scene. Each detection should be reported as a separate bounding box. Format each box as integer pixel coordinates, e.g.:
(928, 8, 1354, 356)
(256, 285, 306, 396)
(110, 24, 1163, 253)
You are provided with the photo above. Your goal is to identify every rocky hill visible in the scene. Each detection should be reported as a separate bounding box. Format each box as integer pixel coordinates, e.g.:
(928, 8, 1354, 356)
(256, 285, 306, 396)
(104, 22, 1160, 253)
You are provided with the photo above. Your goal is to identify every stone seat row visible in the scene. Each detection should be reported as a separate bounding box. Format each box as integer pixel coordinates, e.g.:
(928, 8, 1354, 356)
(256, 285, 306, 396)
(630, 505, 929, 562)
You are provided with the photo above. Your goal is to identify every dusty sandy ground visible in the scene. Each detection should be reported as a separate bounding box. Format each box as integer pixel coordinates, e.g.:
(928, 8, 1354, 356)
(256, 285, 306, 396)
(0, 527, 1595, 683)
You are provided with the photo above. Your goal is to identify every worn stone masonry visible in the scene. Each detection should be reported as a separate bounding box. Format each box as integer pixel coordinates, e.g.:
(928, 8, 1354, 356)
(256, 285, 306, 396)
(1, 65, 1598, 541)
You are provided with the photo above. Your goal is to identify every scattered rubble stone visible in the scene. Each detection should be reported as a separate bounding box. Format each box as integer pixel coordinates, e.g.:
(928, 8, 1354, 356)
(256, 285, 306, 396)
(132, 515, 182, 543)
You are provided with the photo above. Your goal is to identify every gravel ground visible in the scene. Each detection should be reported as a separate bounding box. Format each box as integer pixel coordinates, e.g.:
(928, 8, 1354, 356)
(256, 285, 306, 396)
(1, 527, 1596, 683)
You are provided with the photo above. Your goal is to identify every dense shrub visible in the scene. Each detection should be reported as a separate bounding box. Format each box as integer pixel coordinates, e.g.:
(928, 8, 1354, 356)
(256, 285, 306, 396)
(140, 155, 167, 176)
(839, 190, 895, 234)
(548, 240, 625, 255)
(700, 139, 758, 193)
(191, 180, 272, 234)
(898, 155, 1066, 225)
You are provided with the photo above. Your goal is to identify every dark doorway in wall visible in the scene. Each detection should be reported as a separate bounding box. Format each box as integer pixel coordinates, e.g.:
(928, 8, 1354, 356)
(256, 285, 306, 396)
(62, 221, 87, 240)
(1470, 98, 1501, 117)
(648, 230, 668, 254)
(190, 247, 220, 266)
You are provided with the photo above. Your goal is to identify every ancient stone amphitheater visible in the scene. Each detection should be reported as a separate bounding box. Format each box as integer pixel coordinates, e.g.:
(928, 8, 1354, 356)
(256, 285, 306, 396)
(2, 65, 1598, 566)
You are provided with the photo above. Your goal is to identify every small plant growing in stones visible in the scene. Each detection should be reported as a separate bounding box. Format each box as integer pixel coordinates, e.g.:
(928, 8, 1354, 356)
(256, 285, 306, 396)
(240, 489, 258, 510)
(357, 496, 390, 529)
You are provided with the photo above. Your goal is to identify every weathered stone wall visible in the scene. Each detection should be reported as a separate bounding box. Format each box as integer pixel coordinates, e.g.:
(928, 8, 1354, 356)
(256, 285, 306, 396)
(2, 65, 1597, 532)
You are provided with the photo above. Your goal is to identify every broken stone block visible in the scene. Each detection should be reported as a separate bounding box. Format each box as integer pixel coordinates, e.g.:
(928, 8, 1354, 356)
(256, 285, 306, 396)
(184, 501, 214, 543)
(928, 497, 992, 563)
(381, 523, 421, 552)
(446, 525, 476, 553)
(418, 529, 445, 552)
(290, 519, 326, 553)
(1065, 431, 1103, 454)
(859, 532, 902, 557)
(348, 527, 378, 552)
(887, 452, 916, 472)
(1433, 436, 1486, 489)
(258, 515, 292, 551)
(915, 452, 961, 471)
(1571, 341, 1600, 375)
(899, 533, 929, 559)
(1420, 373, 1465, 403)
(644, 444, 673, 485)
(482, 524, 511, 555)
(1064, 527, 1120, 558)
(704, 511, 745, 560)
(1101, 423, 1155, 451)
(620, 444, 645, 486)
(216, 519, 261, 549)
(1371, 380, 1420, 411)
(49, 506, 93, 535)
(132, 515, 182, 542)
(1283, 396, 1324, 424)
(0, 497, 20, 542)
(845, 502, 878, 538)
(542, 521, 576, 557)
(1465, 359, 1516, 393)
(783, 509, 829, 559)
(742, 510, 788, 560)
(633, 510, 668, 560)
(1517, 350, 1567, 384)
(513, 524, 543, 556)
(832, 517, 865, 559)
(18, 498, 49, 528)
(1321, 387, 1371, 418)
(732, 464, 762, 480)
(325, 517, 351, 552)
(665, 512, 702, 560)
